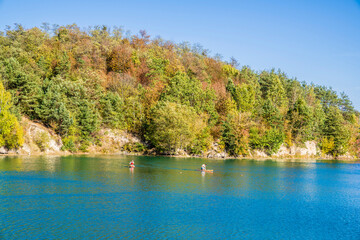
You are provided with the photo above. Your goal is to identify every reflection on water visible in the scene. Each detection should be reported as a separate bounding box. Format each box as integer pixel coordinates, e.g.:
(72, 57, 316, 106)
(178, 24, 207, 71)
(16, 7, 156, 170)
(0, 155, 360, 239)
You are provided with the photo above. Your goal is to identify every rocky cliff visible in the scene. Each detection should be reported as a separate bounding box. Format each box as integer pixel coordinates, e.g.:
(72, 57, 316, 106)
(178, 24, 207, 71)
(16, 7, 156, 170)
(0, 119, 355, 160)
(0, 118, 63, 155)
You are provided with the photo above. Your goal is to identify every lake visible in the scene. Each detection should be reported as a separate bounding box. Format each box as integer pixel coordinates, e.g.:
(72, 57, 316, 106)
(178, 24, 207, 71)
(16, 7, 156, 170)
(1, 155, 360, 239)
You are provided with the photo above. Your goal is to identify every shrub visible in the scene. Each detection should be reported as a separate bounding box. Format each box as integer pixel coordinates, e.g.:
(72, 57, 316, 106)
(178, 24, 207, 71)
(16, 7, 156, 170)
(262, 128, 285, 155)
(249, 127, 285, 155)
(34, 131, 50, 152)
(123, 142, 146, 153)
(79, 140, 91, 152)
(62, 136, 77, 152)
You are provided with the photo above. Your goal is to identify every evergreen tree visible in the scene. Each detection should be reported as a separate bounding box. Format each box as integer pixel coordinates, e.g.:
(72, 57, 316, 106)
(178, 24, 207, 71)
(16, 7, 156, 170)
(321, 106, 351, 156)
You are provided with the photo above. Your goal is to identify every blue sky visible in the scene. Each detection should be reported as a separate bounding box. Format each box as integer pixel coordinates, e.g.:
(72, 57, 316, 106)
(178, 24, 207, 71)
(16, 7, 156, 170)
(1, 0, 359, 109)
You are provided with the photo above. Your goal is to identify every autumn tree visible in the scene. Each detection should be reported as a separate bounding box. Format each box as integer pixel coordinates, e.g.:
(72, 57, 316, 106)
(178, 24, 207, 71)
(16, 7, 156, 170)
(0, 81, 23, 149)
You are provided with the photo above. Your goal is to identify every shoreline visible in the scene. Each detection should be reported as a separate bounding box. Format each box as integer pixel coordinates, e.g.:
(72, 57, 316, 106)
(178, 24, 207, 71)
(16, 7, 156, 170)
(4, 119, 356, 163)
(1, 151, 359, 163)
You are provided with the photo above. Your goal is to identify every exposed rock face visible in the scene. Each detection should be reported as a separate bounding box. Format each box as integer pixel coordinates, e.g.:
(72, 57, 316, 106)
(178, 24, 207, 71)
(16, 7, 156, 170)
(0, 147, 8, 154)
(1, 122, 144, 155)
(273, 144, 289, 157)
(0, 118, 64, 155)
(19, 118, 63, 155)
(272, 141, 319, 158)
(175, 148, 189, 157)
(204, 141, 321, 159)
(87, 128, 142, 153)
(290, 141, 317, 156)
(206, 142, 228, 158)
(252, 150, 268, 158)
(337, 153, 355, 160)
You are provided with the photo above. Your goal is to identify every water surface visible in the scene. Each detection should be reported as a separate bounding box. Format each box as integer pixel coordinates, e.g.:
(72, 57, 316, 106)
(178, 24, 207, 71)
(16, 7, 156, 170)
(1, 155, 360, 239)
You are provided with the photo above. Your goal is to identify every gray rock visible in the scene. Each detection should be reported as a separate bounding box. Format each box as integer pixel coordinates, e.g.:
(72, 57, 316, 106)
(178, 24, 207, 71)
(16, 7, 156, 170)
(0, 147, 8, 154)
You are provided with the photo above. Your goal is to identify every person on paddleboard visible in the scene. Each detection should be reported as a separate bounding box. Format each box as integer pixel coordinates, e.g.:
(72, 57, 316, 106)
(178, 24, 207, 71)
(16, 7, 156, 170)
(129, 160, 135, 167)
(201, 164, 206, 171)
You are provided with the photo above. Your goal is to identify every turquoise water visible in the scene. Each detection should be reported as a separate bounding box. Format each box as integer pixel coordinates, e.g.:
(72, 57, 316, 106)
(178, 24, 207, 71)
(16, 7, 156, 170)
(1, 155, 360, 239)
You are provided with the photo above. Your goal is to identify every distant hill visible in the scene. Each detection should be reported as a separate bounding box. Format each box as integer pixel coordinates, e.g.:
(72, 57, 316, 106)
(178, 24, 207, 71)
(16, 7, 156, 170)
(0, 24, 359, 158)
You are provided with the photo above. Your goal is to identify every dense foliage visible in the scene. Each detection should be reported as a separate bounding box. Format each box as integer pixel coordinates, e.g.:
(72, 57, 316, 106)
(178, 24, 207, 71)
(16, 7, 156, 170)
(0, 24, 358, 156)
(0, 81, 23, 149)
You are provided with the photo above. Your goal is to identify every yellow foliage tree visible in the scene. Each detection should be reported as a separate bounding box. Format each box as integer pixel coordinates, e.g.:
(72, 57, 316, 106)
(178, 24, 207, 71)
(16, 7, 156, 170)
(0, 82, 24, 149)
(222, 64, 240, 79)
(320, 137, 335, 155)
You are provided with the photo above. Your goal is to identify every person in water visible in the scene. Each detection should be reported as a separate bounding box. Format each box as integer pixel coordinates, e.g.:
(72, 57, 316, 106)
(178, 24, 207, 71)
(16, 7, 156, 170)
(129, 160, 135, 166)
(201, 164, 206, 171)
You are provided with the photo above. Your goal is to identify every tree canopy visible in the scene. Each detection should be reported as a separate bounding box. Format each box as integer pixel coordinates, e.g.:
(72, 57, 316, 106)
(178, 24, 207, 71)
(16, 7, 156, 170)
(0, 24, 358, 157)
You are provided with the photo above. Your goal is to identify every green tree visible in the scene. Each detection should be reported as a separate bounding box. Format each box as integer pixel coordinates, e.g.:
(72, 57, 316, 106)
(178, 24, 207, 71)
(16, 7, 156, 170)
(34, 78, 72, 135)
(287, 98, 312, 142)
(226, 68, 260, 114)
(235, 83, 257, 113)
(160, 72, 218, 124)
(146, 101, 208, 153)
(259, 70, 287, 113)
(0, 57, 42, 118)
(262, 99, 283, 128)
(249, 127, 284, 155)
(99, 92, 125, 129)
(77, 100, 99, 141)
(222, 111, 252, 156)
(321, 106, 351, 156)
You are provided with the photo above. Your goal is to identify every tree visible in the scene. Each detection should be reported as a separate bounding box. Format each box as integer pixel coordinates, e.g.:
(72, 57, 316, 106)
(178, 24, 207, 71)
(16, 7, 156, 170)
(249, 127, 285, 155)
(259, 70, 287, 113)
(34, 78, 72, 135)
(99, 92, 125, 129)
(77, 100, 99, 140)
(0, 57, 42, 118)
(262, 99, 283, 128)
(146, 102, 208, 153)
(106, 45, 133, 73)
(313, 85, 340, 109)
(0, 81, 24, 149)
(222, 111, 252, 156)
(287, 98, 312, 142)
(235, 83, 257, 113)
(0, 24, 358, 157)
(160, 72, 218, 124)
(339, 92, 356, 121)
(321, 106, 351, 156)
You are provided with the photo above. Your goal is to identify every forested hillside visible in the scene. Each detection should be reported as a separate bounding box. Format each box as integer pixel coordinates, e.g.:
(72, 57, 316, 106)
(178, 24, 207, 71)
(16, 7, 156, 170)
(0, 24, 359, 157)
